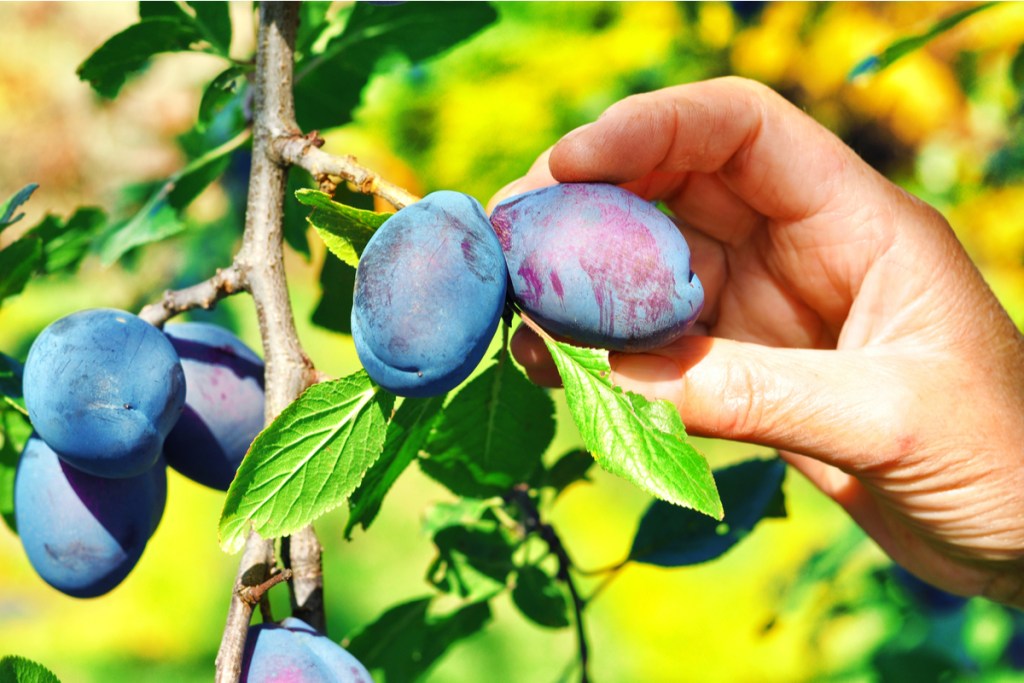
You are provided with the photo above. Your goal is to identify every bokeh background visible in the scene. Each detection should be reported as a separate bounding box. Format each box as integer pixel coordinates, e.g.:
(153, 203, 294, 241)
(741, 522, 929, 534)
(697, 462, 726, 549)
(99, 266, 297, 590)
(1, 2, 1024, 681)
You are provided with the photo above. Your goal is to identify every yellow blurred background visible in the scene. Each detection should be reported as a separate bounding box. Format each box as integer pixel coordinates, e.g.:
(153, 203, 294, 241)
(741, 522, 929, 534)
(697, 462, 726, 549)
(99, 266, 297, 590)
(1, 2, 1023, 682)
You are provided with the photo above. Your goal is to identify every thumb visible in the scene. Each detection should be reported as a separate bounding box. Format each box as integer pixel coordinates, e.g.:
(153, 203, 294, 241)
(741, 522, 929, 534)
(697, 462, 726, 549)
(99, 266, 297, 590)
(609, 336, 911, 473)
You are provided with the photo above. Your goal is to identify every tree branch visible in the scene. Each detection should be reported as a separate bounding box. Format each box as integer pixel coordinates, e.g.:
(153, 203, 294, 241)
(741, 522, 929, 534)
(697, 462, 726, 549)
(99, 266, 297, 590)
(275, 132, 420, 209)
(282, 526, 326, 632)
(215, 531, 276, 682)
(138, 266, 245, 327)
(214, 4, 317, 681)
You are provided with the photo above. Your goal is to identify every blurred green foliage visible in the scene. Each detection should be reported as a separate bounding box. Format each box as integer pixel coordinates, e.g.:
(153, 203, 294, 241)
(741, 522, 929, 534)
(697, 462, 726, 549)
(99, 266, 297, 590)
(0, 2, 1023, 682)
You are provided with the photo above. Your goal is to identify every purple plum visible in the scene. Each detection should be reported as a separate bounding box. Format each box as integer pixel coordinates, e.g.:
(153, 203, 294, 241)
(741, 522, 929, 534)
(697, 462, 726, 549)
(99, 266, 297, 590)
(14, 434, 167, 598)
(352, 191, 508, 397)
(162, 322, 265, 491)
(23, 308, 186, 478)
(241, 617, 373, 682)
(491, 183, 703, 351)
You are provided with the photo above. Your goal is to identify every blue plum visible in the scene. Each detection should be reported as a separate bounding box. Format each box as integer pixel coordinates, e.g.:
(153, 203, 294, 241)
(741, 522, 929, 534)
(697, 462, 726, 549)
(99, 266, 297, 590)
(14, 434, 167, 598)
(23, 308, 186, 478)
(490, 183, 704, 351)
(352, 191, 508, 397)
(162, 322, 265, 491)
(241, 617, 373, 682)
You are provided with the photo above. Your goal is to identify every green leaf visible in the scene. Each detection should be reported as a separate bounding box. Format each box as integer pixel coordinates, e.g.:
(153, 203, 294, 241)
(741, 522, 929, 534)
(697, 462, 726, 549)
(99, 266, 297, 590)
(630, 457, 787, 567)
(295, 2, 342, 60)
(77, 17, 203, 98)
(428, 524, 516, 601)
(512, 564, 570, 629)
(138, 2, 189, 21)
(543, 339, 722, 519)
(0, 353, 23, 403)
(219, 371, 395, 553)
(294, 2, 498, 131)
(311, 253, 355, 334)
(0, 184, 38, 233)
(0, 409, 32, 534)
(98, 131, 247, 265)
(421, 350, 555, 497)
(197, 66, 248, 133)
(23, 207, 107, 273)
(539, 448, 595, 495)
(345, 394, 445, 538)
(849, 2, 997, 78)
(0, 240, 43, 306)
(1012, 44, 1024, 91)
(421, 498, 496, 537)
(295, 189, 389, 268)
(185, 1, 232, 55)
(345, 597, 490, 683)
(0, 656, 62, 683)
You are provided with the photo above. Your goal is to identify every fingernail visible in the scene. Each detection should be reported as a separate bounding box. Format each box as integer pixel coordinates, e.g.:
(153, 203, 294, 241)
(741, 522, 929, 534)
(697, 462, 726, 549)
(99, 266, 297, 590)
(609, 353, 683, 402)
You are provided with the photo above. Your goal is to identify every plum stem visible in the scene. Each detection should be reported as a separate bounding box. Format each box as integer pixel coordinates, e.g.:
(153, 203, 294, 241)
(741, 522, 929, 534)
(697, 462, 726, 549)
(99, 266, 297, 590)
(516, 309, 556, 344)
(507, 485, 591, 683)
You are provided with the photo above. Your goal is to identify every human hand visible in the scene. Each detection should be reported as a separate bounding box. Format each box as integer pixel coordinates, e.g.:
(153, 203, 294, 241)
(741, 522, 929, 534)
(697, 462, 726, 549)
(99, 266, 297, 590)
(490, 77, 1024, 606)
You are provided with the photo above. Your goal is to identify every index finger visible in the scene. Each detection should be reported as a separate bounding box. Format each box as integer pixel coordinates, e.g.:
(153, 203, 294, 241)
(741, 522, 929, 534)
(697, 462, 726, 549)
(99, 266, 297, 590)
(549, 76, 882, 226)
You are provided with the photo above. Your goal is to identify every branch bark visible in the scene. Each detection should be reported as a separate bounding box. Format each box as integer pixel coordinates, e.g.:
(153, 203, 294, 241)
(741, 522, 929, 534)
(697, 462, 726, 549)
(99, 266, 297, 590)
(214, 3, 317, 681)
(275, 133, 419, 209)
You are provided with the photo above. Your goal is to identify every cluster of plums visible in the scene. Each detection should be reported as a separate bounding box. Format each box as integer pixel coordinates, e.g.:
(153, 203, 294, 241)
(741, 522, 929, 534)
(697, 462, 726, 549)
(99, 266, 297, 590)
(15, 308, 265, 599)
(352, 182, 704, 397)
(17, 310, 372, 677)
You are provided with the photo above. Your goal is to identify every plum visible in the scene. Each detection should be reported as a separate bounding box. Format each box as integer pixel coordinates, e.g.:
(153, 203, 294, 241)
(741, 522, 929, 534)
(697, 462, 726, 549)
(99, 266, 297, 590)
(23, 308, 186, 478)
(162, 322, 265, 491)
(490, 183, 704, 351)
(241, 617, 373, 683)
(352, 191, 508, 397)
(14, 434, 167, 598)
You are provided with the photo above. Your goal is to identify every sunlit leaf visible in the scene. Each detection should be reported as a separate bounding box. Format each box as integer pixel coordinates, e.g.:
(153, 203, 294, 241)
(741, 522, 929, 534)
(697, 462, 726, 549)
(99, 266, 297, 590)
(629, 456, 787, 567)
(0, 655, 62, 683)
(296, 188, 389, 268)
(219, 371, 394, 553)
(544, 339, 721, 519)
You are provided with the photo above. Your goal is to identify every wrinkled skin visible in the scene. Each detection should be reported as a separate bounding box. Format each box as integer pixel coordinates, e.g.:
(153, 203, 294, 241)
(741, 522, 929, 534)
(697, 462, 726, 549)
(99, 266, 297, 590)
(14, 435, 167, 598)
(490, 77, 1024, 608)
(352, 191, 507, 397)
(241, 617, 373, 683)
(23, 308, 185, 478)
(491, 182, 703, 351)
(162, 322, 265, 491)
